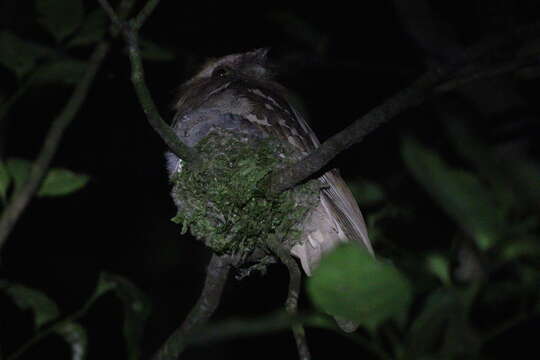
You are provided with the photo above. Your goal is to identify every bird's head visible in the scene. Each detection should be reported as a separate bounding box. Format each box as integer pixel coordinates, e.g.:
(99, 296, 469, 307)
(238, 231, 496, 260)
(172, 48, 282, 120)
(189, 48, 271, 83)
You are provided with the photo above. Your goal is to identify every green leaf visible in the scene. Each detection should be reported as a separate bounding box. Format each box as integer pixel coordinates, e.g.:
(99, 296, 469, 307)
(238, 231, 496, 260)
(91, 272, 117, 302)
(444, 119, 518, 214)
(0, 281, 60, 329)
(406, 288, 461, 357)
(402, 137, 503, 250)
(0, 31, 51, 78)
(307, 243, 412, 332)
(68, 9, 107, 47)
(6, 158, 31, 193)
(38, 168, 89, 197)
(56, 321, 88, 360)
(501, 237, 540, 261)
(101, 273, 151, 360)
(426, 254, 451, 286)
(36, 0, 84, 43)
(30, 59, 88, 86)
(407, 287, 480, 358)
(0, 160, 10, 200)
(86, 272, 150, 360)
(5, 160, 89, 197)
(348, 178, 385, 206)
(139, 38, 175, 62)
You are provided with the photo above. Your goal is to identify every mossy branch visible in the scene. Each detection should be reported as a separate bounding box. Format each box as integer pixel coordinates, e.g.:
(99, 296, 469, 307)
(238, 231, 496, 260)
(98, 0, 199, 163)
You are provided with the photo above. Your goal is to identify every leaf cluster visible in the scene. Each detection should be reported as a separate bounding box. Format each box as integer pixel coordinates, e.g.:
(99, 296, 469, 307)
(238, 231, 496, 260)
(0, 273, 150, 360)
(305, 117, 540, 359)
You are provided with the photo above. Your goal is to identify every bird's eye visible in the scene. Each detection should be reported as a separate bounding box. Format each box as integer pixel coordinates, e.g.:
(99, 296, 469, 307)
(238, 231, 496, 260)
(212, 66, 231, 78)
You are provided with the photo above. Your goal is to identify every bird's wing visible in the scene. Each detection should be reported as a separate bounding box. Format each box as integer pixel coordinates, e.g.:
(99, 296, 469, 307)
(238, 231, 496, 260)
(288, 104, 374, 256)
(185, 81, 374, 273)
(239, 84, 374, 269)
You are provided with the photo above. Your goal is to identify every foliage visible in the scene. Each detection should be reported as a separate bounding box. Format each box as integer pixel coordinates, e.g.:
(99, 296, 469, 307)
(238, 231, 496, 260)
(35, 0, 84, 43)
(402, 136, 503, 250)
(307, 243, 412, 332)
(0, 281, 60, 329)
(67, 9, 108, 48)
(1, 0, 539, 359)
(0, 158, 89, 203)
(303, 119, 539, 359)
(0, 273, 150, 360)
(102, 273, 152, 360)
(0, 161, 9, 200)
(0, 31, 52, 79)
(37, 168, 90, 197)
(0, 0, 153, 358)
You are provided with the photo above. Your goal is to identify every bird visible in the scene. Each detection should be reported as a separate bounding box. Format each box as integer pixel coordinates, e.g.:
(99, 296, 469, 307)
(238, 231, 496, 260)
(166, 48, 374, 288)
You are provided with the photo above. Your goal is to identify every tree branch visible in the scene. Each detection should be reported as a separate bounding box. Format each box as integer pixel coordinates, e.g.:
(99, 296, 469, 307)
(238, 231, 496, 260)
(152, 254, 231, 360)
(267, 20, 540, 193)
(0, 0, 138, 255)
(97, 0, 199, 163)
(185, 310, 297, 346)
(96, 0, 120, 26)
(0, 42, 110, 254)
(267, 237, 311, 360)
(6, 280, 110, 360)
(434, 53, 540, 93)
(267, 70, 444, 193)
(131, 0, 161, 31)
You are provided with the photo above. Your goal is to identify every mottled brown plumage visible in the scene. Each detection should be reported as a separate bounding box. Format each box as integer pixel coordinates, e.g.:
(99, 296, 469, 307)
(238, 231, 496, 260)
(167, 49, 374, 277)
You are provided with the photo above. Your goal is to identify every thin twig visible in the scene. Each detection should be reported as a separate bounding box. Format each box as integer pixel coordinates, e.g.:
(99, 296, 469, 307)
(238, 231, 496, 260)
(435, 53, 540, 93)
(0, 0, 137, 255)
(0, 80, 32, 126)
(96, 0, 121, 27)
(6, 287, 104, 360)
(482, 312, 530, 343)
(98, 0, 199, 163)
(152, 254, 231, 360)
(131, 0, 161, 30)
(267, 237, 311, 360)
(0, 42, 110, 254)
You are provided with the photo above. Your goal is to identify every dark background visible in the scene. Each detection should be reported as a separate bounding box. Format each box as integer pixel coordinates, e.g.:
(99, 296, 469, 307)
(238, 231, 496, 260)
(1, 0, 539, 359)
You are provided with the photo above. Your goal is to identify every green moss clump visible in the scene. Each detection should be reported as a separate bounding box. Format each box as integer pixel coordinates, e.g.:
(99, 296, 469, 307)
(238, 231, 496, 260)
(170, 130, 319, 263)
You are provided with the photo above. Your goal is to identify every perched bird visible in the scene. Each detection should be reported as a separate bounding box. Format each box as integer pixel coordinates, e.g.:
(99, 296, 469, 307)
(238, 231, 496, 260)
(166, 48, 374, 279)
